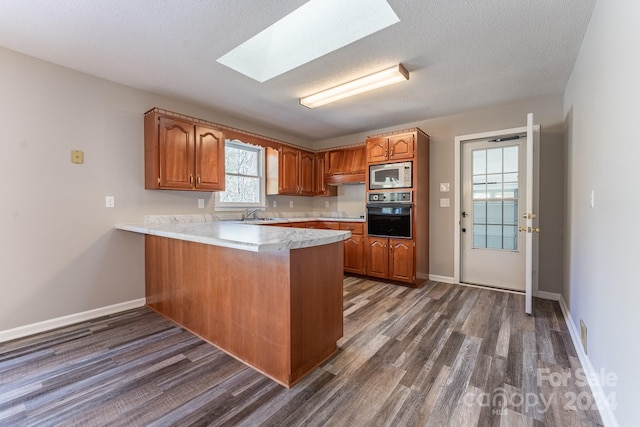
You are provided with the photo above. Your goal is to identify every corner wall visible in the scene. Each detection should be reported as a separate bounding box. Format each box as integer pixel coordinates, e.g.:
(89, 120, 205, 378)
(563, 0, 640, 425)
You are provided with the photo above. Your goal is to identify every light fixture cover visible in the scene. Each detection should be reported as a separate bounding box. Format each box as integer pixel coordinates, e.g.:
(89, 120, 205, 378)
(300, 64, 409, 108)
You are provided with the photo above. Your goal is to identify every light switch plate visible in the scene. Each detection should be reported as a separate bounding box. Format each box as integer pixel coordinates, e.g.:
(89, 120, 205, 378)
(289, 200, 294, 208)
(439, 182, 450, 192)
(105, 196, 114, 208)
(198, 199, 205, 209)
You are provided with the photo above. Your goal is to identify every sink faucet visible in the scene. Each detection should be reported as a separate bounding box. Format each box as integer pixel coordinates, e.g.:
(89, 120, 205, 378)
(242, 208, 262, 220)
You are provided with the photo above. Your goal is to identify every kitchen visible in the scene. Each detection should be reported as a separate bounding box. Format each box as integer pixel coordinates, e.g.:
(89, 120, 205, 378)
(1, 0, 631, 425)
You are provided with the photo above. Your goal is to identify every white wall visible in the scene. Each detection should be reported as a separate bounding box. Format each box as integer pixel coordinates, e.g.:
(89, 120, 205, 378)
(0, 47, 311, 332)
(563, 0, 640, 425)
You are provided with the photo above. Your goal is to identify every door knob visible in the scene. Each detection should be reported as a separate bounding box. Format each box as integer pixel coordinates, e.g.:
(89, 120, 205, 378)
(462, 211, 468, 218)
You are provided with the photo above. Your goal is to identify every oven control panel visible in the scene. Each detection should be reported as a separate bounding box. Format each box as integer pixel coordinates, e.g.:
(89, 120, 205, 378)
(368, 191, 412, 203)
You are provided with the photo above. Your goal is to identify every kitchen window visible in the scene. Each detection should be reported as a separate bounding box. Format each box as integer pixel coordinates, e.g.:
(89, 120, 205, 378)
(215, 140, 265, 209)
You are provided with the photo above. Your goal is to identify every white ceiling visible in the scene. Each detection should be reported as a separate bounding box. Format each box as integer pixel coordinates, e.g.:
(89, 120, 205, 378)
(0, 0, 595, 141)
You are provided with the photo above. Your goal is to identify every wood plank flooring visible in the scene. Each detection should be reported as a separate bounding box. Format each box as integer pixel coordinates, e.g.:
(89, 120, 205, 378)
(0, 278, 603, 426)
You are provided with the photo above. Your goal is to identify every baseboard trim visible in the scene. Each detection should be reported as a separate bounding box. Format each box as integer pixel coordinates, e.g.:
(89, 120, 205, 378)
(534, 290, 561, 301)
(559, 296, 619, 427)
(428, 274, 455, 284)
(0, 298, 147, 343)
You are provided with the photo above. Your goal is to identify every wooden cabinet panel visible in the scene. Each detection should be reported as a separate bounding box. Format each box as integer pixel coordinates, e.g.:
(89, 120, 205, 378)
(195, 125, 225, 190)
(366, 137, 389, 163)
(158, 117, 194, 189)
(305, 221, 339, 230)
(314, 153, 338, 196)
(299, 150, 315, 195)
(279, 146, 300, 194)
(344, 235, 365, 274)
(388, 134, 415, 161)
(389, 239, 414, 283)
(365, 237, 389, 279)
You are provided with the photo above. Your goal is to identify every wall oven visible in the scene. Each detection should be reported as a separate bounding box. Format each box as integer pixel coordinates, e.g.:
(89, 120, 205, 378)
(369, 161, 412, 190)
(366, 192, 412, 238)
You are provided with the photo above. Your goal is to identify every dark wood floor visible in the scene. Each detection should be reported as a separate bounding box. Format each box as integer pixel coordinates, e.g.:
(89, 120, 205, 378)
(0, 278, 603, 426)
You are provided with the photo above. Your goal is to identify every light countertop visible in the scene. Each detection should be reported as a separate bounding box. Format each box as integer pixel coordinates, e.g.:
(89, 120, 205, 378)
(116, 221, 351, 252)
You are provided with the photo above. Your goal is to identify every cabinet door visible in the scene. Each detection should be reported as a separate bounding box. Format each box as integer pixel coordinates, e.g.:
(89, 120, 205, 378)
(350, 147, 366, 173)
(388, 134, 415, 160)
(279, 146, 299, 194)
(194, 125, 225, 191)
(314, 153, 326, 194)
(344, 235, 365, 274)
(366, 137, 388, 163)
(365, 237, 389, 279)
(299, 150, 315, 195)
(158, 117, 194, 189)
(389, 239, 414, 283)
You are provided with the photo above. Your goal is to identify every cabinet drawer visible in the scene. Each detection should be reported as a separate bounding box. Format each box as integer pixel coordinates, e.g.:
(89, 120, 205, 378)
(339, 222, 364, 235)
(307, 221, 340, 230)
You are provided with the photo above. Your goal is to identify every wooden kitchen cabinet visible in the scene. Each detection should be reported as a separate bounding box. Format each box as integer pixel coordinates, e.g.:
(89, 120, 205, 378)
(342, 221, 365, 275)
(144, 110, 224, 191)
(389, 239, 414, 282)
(365, 237, 415, 284)
(366, 133, 415, 163)
(270, 145, 315, 196)
(314, 153, 338, 196)
(365, 237, 389, 279)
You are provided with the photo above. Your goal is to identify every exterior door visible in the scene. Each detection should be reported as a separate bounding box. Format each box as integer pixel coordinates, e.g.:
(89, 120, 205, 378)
(461, 136, 526, 291)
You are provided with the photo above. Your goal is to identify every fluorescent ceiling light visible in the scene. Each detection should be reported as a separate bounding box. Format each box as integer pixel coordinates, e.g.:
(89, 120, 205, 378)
(216, 0, 400, 82)
(299, 64, 409, 109)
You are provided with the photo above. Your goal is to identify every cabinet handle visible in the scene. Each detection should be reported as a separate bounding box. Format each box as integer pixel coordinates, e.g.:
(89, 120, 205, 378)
(189, 174, 194, 184)
(197, 174, 201, 185)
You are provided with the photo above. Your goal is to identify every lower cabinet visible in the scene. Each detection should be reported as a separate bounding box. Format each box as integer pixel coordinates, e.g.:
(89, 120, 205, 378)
(365, 237, 415, 284)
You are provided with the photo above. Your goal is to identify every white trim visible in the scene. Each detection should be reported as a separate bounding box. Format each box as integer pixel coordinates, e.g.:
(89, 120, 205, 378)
(457, 281, 525, 295)
(534, 290, 561, 301)
(428, 274, 455, 284)
(559, 296, 619, 427)
(0, 298, 146, 343)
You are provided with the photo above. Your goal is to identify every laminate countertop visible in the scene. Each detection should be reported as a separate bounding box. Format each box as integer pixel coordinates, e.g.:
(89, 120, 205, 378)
(116, 221, 351, 252)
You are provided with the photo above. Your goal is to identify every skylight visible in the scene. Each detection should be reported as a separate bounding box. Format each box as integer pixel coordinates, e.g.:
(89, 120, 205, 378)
(216, 0, 400, 82)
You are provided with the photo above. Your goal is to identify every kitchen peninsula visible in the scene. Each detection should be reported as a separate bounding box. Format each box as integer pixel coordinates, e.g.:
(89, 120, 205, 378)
(117, 219, 350, 387)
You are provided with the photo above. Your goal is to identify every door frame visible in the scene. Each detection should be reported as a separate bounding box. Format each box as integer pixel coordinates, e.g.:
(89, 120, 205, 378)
(453, 123, 540, 297)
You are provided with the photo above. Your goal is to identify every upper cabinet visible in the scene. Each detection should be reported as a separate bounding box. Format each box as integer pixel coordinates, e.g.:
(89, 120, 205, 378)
(145, 110, 224, 191)
(366, 133, 415, 163)
(314, 153, 338, 196)
(268, 145, 316, 196)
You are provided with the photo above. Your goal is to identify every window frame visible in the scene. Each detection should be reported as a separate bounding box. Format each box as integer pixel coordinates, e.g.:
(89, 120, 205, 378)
(214, 139, 266, 210)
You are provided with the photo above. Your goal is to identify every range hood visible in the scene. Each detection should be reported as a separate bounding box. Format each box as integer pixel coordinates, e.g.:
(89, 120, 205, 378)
(324, 146, 366, 185)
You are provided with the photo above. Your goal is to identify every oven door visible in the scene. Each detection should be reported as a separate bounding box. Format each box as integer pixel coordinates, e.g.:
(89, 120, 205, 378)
(366, 204, 412, 238)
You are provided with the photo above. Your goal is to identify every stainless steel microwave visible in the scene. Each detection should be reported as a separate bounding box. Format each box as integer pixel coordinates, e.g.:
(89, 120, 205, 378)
(369, 161, 413, 190)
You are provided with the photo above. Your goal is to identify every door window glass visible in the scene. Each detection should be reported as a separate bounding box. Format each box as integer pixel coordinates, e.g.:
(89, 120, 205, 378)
(471, 145, 519, 251)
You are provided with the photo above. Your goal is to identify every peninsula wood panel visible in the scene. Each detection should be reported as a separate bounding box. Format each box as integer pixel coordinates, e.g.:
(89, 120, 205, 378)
(144, 235, 343, 387)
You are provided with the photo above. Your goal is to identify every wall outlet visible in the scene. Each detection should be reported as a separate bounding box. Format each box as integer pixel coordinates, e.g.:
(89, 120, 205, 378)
(590, 190, 595, 208)
(272, 200, 277, 208)
(105, 196, 114, 208)
(324, 200, 330, 208)
(198, 199, 205, 209)
(440, 198, 450, 208)
(289, 200, 294, 208)
(580, 319, 588, 354)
